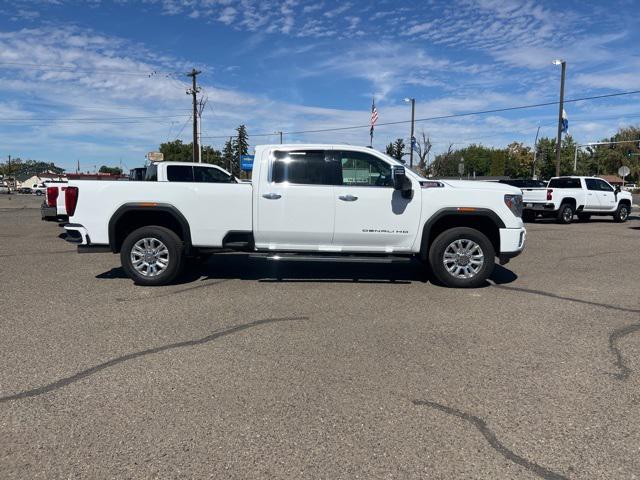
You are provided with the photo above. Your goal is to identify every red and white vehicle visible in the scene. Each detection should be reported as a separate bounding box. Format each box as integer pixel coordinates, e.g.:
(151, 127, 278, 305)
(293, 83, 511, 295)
(41, 182, 68, 220)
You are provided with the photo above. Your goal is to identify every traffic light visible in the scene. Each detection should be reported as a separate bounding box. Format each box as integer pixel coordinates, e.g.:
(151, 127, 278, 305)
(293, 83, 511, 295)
(609, 137, 616, 149)
(627, 149, 633, 158)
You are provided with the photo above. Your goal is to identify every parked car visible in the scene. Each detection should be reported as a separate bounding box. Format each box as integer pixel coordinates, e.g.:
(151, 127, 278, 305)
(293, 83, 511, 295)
(0, 184, 10, 194)
(32, 184, 47, 196)
(522, 176, 632, 223)
(64, 145, 526, 288)
(41, 182, 68, 221)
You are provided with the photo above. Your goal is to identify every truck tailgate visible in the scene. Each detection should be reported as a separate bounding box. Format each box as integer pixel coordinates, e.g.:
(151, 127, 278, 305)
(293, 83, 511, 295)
(522, 188, 547, 204)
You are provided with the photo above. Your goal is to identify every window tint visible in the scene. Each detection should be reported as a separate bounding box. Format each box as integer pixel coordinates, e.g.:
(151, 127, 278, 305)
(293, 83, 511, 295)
(167, 165, 194, 182)
(144, 164, 158, 181)
(585, 178, 599, 190)
(271, 150, 334, 185)
(194, 166, 232, 183)
(338, 151, 393, 187)
(548, 177, 581, 188)
(596, 180, 613, 191)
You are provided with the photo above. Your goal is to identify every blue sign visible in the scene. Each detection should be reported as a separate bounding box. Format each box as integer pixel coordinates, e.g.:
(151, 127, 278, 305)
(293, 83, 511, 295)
(240, 155, 254, 171)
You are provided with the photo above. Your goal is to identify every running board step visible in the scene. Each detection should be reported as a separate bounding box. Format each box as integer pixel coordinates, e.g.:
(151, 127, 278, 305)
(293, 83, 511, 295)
(250, 253, 412, 264)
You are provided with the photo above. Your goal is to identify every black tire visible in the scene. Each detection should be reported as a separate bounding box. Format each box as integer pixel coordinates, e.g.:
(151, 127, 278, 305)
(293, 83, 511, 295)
(577, 213, 591, 222)
(613, 203, 630, 223)
(35, 191, 43, 196)
(522, 210, 536, 223)
(557, 203, 574, 224)
(120, 226, 184, 286)
(428, 227, 495, 288)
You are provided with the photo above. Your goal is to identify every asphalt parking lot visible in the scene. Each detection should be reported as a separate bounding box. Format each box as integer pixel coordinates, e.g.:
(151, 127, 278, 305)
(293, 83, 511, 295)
(1, 194, 639, 479)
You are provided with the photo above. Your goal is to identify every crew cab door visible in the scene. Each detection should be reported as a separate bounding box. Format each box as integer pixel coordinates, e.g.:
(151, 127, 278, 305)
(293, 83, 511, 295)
(584, 178, 602, 209)
(254, 149, 335, 250)
(332, 150, 421, 252)
(594, 179, 617, 210)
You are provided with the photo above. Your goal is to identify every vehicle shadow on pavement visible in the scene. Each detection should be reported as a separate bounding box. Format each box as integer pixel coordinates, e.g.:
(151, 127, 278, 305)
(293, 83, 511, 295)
(96, 256, 518, 287)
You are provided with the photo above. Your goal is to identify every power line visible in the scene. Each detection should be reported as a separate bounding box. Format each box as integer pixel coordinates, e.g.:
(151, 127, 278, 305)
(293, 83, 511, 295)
(199, 89, 640, 140)
(0, 61, 182, 78)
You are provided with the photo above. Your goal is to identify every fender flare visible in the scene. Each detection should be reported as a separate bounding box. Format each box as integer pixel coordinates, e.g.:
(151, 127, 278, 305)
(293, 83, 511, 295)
(108, 203, 192, 253)
(419, 207, 505, 259)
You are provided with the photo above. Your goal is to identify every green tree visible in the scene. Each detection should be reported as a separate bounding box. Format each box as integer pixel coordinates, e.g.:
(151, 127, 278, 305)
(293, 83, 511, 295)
(223, 139, 235, 175)
(535, 135, 578, 178)
(98, 165, 123, 175)
(505, 142, 534, 178)
(233, 125, 249, 177)
(385, 139, 405, 161)
(159, 140, 223, 167)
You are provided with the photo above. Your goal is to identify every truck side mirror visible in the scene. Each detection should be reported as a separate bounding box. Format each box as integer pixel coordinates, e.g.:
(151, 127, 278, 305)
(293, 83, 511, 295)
(392, 165, 413, 198)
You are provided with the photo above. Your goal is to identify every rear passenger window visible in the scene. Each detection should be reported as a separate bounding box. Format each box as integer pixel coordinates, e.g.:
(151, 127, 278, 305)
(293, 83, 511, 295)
(548, 178, 581, 188)
(585, 179, 599, 190)
(271, 150, 335, 185)
(167, 165, 194, 182)
(194, 166, 232, 183)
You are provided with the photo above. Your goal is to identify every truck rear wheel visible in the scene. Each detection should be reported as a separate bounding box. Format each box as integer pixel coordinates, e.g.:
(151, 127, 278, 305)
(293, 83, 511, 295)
(428, 227, 495, 288)
(557, 203, 574, 224)
(121, 226, 184, 286)
(522, 210, 536, 223)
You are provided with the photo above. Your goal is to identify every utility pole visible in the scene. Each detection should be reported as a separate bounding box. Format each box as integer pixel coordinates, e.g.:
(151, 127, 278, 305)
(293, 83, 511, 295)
(186, 68, 202, 163)
(553, 59, 566, 177)
(7, 154, 12, 192)
(277, 131, 283, 144)
(404, 98, 416, 169)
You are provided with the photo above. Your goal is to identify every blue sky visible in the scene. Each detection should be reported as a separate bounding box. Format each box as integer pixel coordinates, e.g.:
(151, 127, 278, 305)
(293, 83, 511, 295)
(1, 0, 639, 171)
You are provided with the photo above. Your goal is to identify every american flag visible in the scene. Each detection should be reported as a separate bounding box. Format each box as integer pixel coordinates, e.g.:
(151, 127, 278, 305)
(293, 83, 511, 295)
(370, 98, 378, 136)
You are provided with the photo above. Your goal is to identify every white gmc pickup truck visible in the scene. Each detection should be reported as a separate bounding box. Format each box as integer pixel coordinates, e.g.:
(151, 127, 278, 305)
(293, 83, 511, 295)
(522, 176, 632, 223)
(64, 145, 526, 288)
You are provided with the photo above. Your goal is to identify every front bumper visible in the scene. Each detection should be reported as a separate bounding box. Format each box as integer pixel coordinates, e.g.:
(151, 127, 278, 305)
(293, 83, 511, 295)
(498, 227, 526, 264)
(40, 204, 57, 220)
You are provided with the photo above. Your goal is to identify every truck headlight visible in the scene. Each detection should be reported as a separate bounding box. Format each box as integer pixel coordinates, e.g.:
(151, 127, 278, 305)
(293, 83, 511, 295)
(504, 194, 523, 218)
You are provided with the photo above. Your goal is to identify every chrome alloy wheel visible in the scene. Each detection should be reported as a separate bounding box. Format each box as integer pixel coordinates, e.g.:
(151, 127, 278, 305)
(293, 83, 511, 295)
(619, 206, 629, 221)
(562, 206, 573, 222)
(443, 239, 484, 279)
(130, 237, 170, 277)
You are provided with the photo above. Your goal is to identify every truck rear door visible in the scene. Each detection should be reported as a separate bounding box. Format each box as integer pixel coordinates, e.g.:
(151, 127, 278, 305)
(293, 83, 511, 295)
(254, 149, 335, 250)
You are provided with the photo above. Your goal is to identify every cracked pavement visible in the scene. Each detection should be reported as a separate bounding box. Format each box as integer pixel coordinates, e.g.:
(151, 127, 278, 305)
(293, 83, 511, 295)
(1, 195, 639, 479)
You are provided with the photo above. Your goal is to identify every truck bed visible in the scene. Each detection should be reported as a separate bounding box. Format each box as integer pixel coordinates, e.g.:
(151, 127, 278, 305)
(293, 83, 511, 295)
(69, 180, 253, 247)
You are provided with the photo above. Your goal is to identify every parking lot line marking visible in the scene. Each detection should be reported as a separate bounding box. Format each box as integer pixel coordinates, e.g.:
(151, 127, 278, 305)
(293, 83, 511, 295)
(0, 316, 308, 403)
(413, 399, 568, 480)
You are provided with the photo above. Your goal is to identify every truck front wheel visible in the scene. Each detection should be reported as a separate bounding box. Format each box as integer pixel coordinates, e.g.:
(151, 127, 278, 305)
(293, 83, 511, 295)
(121, 226, 184, 286)
(613, 203, 629, 223)
(428, 227, 495, 288)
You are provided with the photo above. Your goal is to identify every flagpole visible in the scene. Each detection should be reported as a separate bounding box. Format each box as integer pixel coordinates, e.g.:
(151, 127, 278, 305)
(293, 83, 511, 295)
(370, 97, 375, 148)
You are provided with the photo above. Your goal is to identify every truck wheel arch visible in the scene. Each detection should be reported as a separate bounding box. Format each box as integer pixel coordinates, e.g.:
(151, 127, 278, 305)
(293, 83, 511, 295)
(109, 203, 192, 253)
(419, 208, 504, 261)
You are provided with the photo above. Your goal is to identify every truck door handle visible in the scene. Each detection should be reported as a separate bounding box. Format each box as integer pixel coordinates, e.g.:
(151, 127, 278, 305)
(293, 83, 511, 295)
(262, 193, 281, 200)
(339, 194, 358, 201)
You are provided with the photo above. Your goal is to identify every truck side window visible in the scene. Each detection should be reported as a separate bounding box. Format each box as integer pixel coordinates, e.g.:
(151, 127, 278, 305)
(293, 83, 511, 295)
(585, 179, 599, 190)
(338, 151, 393, 187)
(271, 150, 334, 185)
(167, 165, 194, 182)
(595, 180, 613, 191)
(194, 166, 232, 183)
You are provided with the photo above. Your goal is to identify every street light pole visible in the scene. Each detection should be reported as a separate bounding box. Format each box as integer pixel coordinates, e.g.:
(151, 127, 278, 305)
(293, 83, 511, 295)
(553, 59, 566, 177)
(404, 97, 416, 169)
